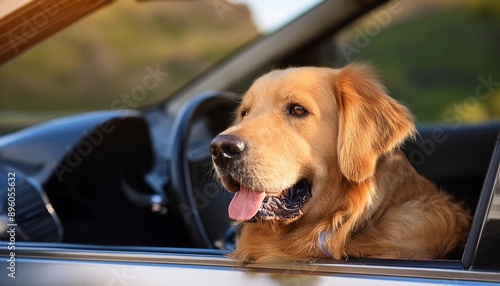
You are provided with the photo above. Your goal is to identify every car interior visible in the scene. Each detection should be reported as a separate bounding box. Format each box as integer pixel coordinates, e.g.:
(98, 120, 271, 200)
(1, 0, 499, 272)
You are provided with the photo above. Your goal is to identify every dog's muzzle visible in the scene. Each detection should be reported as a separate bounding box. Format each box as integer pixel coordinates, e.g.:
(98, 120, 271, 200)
(210, 134, 312, 222)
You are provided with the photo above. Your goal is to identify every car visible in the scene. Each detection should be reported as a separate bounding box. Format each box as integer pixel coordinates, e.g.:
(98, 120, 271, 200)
(1, 0, 500, 285)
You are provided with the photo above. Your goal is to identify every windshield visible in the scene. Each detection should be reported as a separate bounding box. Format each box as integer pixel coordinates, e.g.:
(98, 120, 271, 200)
(0, 0, 323, 132)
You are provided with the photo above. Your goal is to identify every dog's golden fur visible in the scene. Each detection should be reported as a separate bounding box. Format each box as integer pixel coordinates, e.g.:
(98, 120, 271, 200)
(214, 63, 471, 262)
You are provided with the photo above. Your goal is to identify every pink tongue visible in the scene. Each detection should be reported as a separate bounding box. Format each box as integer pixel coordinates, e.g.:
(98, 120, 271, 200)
(228, 186, 266, 221)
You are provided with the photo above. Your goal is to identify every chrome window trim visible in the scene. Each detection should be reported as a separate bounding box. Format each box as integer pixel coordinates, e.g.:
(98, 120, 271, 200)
(6, 244, 500, 283)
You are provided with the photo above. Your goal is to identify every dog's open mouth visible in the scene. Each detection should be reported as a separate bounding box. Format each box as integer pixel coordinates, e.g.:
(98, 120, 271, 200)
(227, 178, 311, 222)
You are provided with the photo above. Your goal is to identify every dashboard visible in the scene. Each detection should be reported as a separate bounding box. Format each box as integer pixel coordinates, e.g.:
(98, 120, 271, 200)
(0, 92, 238, 249)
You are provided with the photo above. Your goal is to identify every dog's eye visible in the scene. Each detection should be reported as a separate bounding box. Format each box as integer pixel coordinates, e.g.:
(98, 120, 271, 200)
(240, 110, 248, 118)
(289, 104, 308, 117)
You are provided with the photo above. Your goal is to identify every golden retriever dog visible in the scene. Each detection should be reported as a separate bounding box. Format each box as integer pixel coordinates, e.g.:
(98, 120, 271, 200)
(209, 63, 471, 262)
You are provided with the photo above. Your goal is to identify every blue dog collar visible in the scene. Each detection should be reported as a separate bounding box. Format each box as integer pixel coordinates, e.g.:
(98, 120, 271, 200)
(317, 230, 333, 259)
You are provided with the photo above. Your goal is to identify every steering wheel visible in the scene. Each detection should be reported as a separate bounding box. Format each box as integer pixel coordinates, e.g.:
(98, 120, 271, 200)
(168, 90, 238, 248)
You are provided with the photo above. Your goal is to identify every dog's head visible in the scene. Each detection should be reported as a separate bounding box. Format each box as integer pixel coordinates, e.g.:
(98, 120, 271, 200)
(210, 64, 415, 222)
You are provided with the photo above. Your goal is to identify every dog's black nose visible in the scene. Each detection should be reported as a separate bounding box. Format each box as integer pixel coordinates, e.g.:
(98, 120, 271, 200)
(210, 134, 246, 166)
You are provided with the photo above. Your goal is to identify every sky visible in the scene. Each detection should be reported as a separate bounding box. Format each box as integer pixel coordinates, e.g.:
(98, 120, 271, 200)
(231, 0, 324, 33)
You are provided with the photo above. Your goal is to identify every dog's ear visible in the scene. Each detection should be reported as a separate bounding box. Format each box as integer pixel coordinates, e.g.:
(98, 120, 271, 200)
(333, 63, 415, 182)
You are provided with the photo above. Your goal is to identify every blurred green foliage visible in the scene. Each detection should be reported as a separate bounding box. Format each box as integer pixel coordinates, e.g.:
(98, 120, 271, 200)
(344, 0, 500, 123)
(0, 0, 258, 130)
(1, 0, 499, 131)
